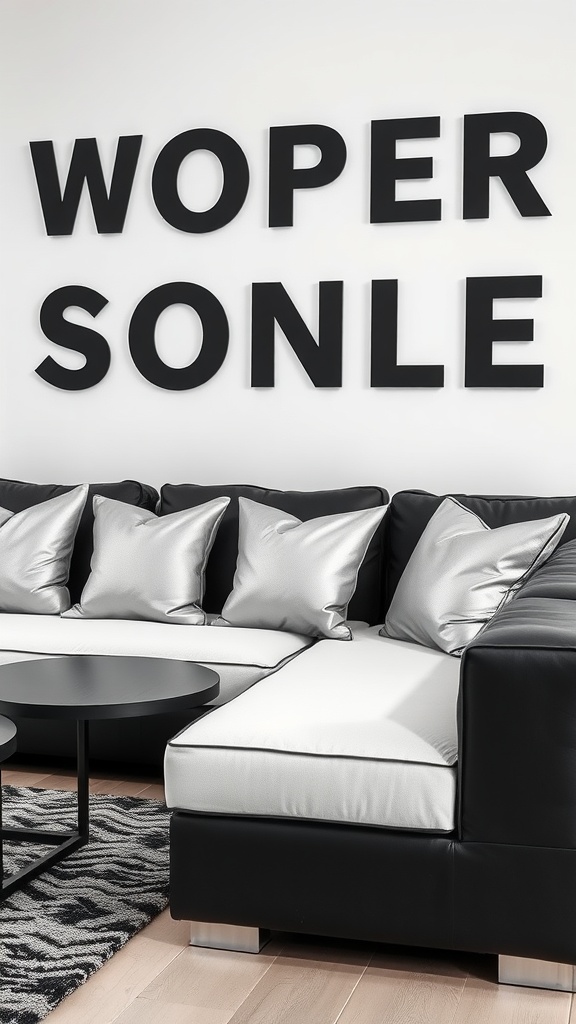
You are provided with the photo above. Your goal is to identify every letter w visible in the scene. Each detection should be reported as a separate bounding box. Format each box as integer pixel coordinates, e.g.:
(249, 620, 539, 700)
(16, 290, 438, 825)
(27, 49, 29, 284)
(29, 136, 143, 235)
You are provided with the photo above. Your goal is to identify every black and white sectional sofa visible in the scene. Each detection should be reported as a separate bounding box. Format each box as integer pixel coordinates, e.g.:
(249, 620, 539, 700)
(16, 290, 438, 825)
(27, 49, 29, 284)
(166, 486, 576, 993)
(2, 477, 576, 990)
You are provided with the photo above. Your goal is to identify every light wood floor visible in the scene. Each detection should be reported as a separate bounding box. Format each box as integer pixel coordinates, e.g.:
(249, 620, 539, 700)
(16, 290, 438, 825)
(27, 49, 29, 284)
(3, 764, 575, 1024)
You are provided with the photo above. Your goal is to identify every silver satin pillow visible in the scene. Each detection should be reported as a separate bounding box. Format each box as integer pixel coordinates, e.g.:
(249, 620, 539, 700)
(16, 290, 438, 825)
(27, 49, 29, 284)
(0, 484, 88, 614)
(64, 495, 230, 624)
(216, 498, 387, 639)
(381, 496, 570, 655)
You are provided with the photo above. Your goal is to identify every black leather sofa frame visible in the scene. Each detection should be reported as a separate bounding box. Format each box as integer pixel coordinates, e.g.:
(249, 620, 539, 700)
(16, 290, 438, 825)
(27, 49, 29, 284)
(170, 489, 576, 988)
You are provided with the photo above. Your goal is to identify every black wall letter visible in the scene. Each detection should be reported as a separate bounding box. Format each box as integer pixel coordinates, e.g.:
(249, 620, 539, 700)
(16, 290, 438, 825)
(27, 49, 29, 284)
(370, 117, 441, 223)
(465, 276, 543, 387)
(268, 125, 347, 227)
(128, 282, 228, 389)
(463, 112, 551, 219)
(152, 129, 249, 232)
(251, 282, 343, 386)
(29, 137, 142, 235)
(370, 280, 444, 387)
(36, 286, 110, 390)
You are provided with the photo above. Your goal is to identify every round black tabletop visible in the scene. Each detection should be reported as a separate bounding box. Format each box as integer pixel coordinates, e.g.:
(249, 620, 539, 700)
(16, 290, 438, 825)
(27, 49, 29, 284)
(0, 657, 219, 720)
(0, 715, 17, 760)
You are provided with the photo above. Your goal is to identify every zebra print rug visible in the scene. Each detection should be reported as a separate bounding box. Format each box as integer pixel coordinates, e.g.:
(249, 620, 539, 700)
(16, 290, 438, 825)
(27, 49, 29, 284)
(0, 785, 170, 1024)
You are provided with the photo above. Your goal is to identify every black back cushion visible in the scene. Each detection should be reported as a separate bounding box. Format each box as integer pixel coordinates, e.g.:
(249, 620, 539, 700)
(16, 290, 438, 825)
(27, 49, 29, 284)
(385, 489, 576, 613)
(0, 478, 159, 603)
(160, 483, 389, 624)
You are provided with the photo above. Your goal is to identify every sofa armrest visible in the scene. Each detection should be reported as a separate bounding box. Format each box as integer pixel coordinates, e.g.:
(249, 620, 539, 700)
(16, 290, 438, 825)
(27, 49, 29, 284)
(459, 581, 576, 849)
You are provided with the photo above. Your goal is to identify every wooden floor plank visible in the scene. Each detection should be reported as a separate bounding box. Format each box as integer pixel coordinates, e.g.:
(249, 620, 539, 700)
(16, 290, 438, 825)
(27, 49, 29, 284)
(2, 769, 52, 787)
(35, 772, 79, 792)
(5, 766, 163, 798)
(134, 781, 165, 800)
(335, 966, 465, 1024)
(100, 778, 163, 798)
(89, 778, 129, 795)
(224, 948, 371, 1024)
(137, 938, 283, 1021)
(452, 975, 572, 1024)
(112, 996, 226, 1024)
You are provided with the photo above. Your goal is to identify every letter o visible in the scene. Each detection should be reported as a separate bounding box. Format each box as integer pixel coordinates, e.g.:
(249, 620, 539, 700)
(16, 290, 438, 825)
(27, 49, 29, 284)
(128, 282, 229, 389)
(152, 128, 250, 232)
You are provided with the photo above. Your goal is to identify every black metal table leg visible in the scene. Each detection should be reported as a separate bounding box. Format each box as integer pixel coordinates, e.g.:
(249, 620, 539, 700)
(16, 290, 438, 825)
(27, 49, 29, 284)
(1, 719, 91, 900)
(77, 719, 89, 839)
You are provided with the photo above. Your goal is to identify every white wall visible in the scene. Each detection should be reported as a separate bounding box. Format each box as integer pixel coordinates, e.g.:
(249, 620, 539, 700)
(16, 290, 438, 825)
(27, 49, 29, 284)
(0, 0, 574, 496)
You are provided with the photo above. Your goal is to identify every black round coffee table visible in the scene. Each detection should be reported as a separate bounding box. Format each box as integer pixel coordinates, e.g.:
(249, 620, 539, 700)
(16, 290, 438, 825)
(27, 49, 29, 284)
(0, 656, 219, 899)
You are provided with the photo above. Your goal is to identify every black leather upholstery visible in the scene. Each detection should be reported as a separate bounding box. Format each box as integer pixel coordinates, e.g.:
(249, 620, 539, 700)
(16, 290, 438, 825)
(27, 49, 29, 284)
(454, 841, 576, 963)
(170, 813, 576, 964)
(512, 538, 576, 601)
(159, 483, 389, 623)
(170, 812, 455, 950)
(460, 592, 576, 849)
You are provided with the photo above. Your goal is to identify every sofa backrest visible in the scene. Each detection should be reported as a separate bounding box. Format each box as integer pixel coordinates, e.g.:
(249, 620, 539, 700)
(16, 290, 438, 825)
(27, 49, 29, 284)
(159, 483, 389, 625)
(0, 478, 159, 603)
(384, 489, 576, 613)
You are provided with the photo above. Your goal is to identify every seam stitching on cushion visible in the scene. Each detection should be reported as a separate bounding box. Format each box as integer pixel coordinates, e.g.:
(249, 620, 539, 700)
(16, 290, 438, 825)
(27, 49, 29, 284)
(168, 742, 457, 766)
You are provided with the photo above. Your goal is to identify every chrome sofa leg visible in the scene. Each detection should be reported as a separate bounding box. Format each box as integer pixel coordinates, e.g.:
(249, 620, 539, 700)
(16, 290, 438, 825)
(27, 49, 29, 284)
(189, 921, 270, 953)
(499, 955, 576, 991)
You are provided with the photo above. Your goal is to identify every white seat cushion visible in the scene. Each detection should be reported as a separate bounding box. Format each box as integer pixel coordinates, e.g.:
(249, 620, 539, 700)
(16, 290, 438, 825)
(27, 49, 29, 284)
(165, 624, 460, 832)
(0, 614, 314, 704)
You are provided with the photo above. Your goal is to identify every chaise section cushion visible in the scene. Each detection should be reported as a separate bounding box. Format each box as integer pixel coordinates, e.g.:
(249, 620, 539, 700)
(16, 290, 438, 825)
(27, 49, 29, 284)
(165, 624, 460, 832)
(0, 614, 314, 705)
